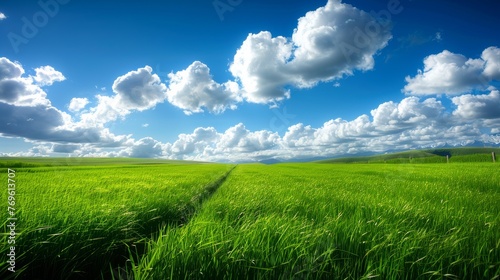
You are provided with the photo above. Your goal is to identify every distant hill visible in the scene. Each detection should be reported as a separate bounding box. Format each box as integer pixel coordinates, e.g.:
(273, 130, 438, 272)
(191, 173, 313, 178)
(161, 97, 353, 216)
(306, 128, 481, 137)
(316, 147, 500, 164)
(258, 158, 282, 165)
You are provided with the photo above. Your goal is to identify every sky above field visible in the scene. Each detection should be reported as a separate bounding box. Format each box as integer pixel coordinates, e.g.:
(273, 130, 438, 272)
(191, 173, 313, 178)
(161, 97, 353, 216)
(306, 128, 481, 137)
(1, 0, 500, 162)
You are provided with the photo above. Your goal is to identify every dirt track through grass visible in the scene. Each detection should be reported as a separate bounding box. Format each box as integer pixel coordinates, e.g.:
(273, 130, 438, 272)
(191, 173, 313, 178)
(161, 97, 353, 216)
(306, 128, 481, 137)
(169, 165, 237, 227)
(2, 161, 499, 280)
(110, 165, 237, 280)
(131, 163, 500, 280)
(0, 163, 235, 280)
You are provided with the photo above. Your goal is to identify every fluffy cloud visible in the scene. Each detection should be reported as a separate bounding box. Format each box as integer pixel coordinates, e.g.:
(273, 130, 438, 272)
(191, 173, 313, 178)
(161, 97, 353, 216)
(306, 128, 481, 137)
(112, 66, 167, 111)
(80, 95, 128, 126)
(279, 97, 445, 154)
(288, 0, 392, 86)
(0, 57, 50, 106)
(170, 127, 220, 156)
(160, 124, 282, 162)
(4, 87, 499, 161)
(0, 12, 6, 20)
(452, 90, 500, 119)
(283, 123, 315, 148)
(482, 46, 500, 80)
(120, 137, 165, 158)
(0, 103, 65, 140)
(0, 58, 129, 147)
(230, 32, 292, 104)
(370, 97, 443, 131)
(2, 55, 496, 161)
(0, 58, 69, 142)
(215, 123, 280, 153)
(167, 61, 241, 114)
(0, 85, 122, 145)
(230, 0, 392, 104)
(0, 58, 23, 79)
(313, 115, 373, 146)
(88, 0, 392, 113)
(68, 97, 89, 112)
(155, 95, 496, 162)
(280, 97, 445, 151)
(32, 66, 66, 86)
(80, 66, 167, 126)
(404, 46, 500, 95)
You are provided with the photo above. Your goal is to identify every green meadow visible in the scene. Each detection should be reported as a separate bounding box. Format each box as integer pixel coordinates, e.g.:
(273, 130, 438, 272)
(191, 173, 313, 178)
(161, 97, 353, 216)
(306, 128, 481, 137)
(0, 160, 234, 279)
(1, 154, 499, 279)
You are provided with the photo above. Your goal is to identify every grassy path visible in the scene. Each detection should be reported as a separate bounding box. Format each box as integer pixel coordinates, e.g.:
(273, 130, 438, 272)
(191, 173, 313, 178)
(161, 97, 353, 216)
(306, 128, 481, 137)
(110, 165, 237, 279)
(170, 165, 237, 227)
(131, 163, 500, 280)
(1, 163, 234, 280)
(1, 161, 498, 279)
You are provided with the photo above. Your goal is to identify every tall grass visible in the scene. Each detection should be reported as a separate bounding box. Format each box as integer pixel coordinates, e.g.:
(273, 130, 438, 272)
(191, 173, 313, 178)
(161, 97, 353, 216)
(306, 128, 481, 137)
(133, 163, 500, 279)
(449, 154, 496, 162)
(1, 161, 498, 279)
(0, 163, 233, 279)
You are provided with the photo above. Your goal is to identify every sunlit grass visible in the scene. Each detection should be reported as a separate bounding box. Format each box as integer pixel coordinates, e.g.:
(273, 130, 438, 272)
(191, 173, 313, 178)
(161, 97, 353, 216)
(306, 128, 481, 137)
(1, 160, 498, 279)
(0, 163, 233, 279)
(133, 163, 500, 279)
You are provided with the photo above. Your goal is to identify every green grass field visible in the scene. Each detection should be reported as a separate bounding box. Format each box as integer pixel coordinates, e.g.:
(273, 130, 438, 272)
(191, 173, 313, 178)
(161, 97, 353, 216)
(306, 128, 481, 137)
(133, 163, 500, 279)
(1, 156, 499, 279)
(0, 161, 234, 279)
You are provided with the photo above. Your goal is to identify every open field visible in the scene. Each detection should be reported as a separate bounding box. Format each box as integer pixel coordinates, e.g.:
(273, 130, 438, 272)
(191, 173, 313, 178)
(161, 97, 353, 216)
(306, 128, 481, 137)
(1, 156, 499, 279)
(133, 163, 500, 279)
(1, 161, 234, 279)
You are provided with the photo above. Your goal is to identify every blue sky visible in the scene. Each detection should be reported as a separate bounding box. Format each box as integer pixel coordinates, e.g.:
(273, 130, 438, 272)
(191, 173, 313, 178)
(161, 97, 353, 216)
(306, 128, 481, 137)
(1, 0, 499, 162)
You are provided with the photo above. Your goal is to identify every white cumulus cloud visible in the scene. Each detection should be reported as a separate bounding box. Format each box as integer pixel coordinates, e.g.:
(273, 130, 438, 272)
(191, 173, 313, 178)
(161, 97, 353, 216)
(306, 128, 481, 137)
(165, 123, 281, 162)
(120, 137, 165, 158)
(452, 90, 500, 119)
(230, 0, 392, 104)
(169, 127, 220, 156)
(155, 95, 497, 162)
(370, 97, 444, 131)
(0, 12, 6, 20)
(112, 66, 167, 111)
(80, 66, 167, 126)
(216, 123, 280, 153)
(0, 57, 50, 107)
(482, 46, 500, 80)
(167, 61, 241, 115)
(289, 0, 392, 86)
(32, 65, 66, 86)
(0, 57, 130, 146)
(404, 46, 500, 95)
(230, 32, 292, 104)
(68, 97, 89, 112)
